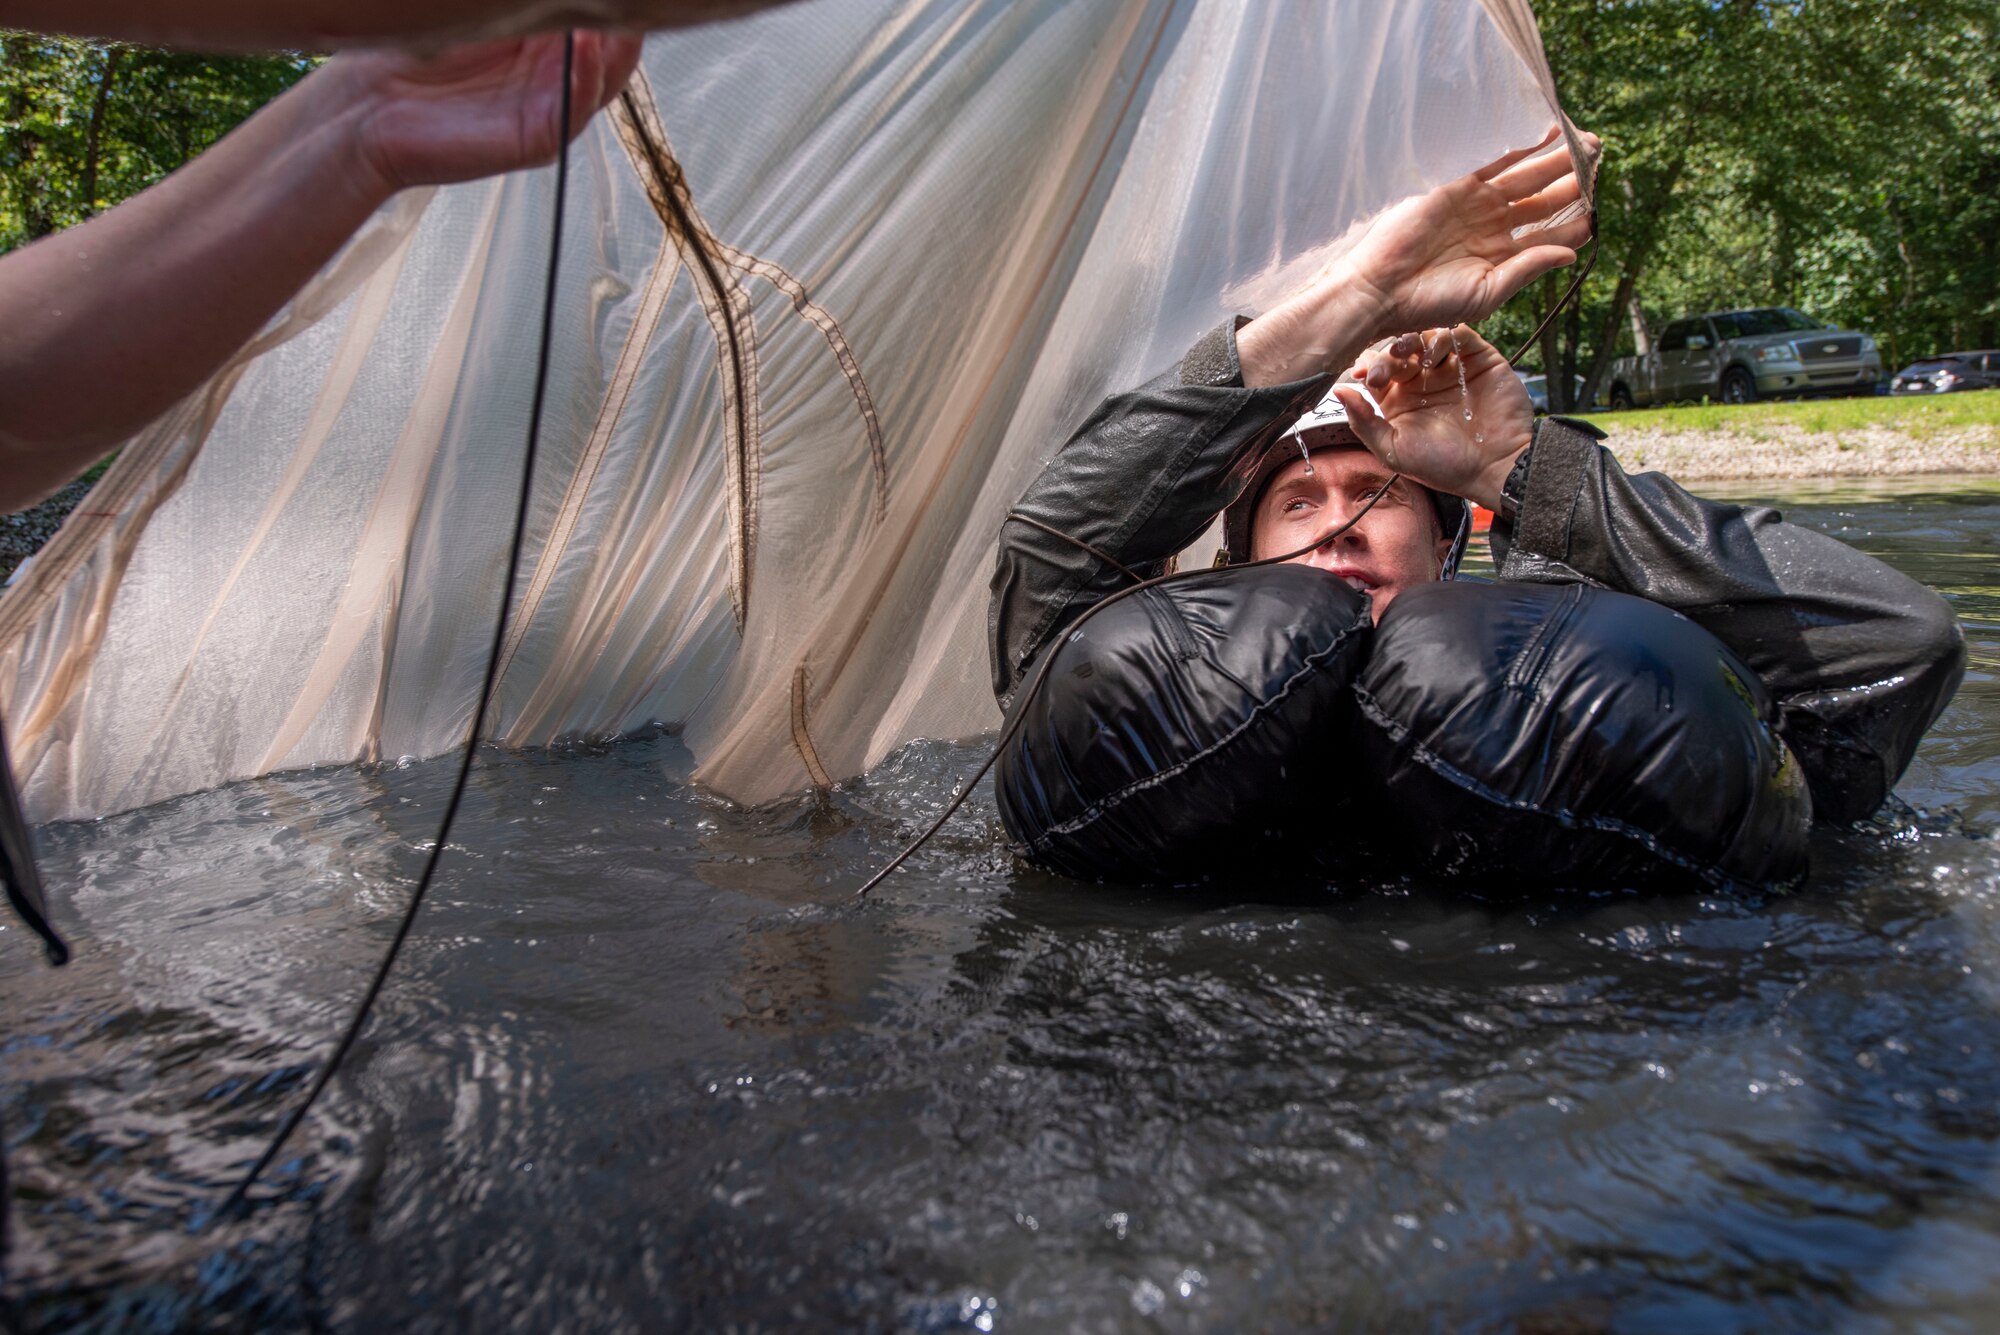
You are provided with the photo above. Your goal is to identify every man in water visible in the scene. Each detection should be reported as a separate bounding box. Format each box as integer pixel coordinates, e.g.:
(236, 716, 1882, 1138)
(990, 142, 1962, 830)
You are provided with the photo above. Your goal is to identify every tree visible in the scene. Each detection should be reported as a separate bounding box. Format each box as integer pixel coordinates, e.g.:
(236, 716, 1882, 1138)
(0, 33, 313, 254)
(1485, 0, 2000, 409)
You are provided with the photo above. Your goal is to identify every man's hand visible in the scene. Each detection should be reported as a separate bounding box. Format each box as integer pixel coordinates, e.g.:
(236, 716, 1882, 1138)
(324, 30, 645, 195)
(1340, 127, 1595, 333)
(1331, 325, 1533, 512)
(0, 28, 643, 511)
(1238, 127, 1595, 388)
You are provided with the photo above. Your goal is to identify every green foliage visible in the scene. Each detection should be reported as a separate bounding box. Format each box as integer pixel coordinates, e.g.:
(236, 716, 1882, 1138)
(0, 33, 314, 254)
(1483, 0, 2000, 411)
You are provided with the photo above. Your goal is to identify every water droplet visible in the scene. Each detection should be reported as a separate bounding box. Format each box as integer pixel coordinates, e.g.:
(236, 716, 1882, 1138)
(1449, 325, 1476, 437)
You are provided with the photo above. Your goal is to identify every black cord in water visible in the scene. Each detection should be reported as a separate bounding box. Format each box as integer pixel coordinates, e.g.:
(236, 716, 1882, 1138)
(214, 33, 577, 1223)
(853, 209, 1600, 900)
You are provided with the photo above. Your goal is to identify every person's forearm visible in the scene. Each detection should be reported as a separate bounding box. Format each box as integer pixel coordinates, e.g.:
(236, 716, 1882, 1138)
(1234, 259, 1390, 389)
(1493, 418, 1966, 821)
(0, 63, 397, 510)
(988, 323, 1323, 703)
(0, 0, 775, 50)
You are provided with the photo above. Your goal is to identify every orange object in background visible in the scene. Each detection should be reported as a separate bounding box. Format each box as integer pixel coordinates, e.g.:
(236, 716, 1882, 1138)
(1471, 504, 1493, 534)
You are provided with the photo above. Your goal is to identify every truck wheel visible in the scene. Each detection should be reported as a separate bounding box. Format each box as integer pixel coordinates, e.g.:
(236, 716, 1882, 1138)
(1609, 384, 1634, 411)
(1720, 368, 1757, 404)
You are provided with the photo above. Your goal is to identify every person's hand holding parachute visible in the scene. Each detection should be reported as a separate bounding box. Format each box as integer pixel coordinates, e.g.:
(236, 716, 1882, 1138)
(1237, 128, 1596, 389)
(329, 30, 644, 194)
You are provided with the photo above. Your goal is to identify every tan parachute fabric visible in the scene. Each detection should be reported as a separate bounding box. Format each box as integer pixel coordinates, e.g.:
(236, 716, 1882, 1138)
(0, 0, 1592, 824)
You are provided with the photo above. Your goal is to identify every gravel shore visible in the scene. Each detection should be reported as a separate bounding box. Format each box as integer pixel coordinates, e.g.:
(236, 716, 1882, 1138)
(1594, 421, 2000, 482)
(1, 477, 95, 584)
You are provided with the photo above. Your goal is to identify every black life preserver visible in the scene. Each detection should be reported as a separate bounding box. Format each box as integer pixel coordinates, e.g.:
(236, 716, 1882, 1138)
(1351, 580, 1813, 892)
(995, 564, 1373, 883)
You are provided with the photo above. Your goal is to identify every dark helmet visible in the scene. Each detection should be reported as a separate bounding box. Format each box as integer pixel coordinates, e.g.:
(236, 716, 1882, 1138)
(1218, 384, 1470, 576)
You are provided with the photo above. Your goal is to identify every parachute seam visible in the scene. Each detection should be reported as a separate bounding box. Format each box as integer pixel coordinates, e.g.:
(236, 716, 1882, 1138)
(791, 664, 833, 790)
(713, 241, 888, 524)
(493, 229, 683, 698)
(613, 77, 759, 629)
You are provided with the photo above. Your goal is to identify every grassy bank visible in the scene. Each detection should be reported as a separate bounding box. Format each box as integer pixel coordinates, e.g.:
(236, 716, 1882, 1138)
(1575, 389, 2000, 438)
(1567, 390, 2000, 481)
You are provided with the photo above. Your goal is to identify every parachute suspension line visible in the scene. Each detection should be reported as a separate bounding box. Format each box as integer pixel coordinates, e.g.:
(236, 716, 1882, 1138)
(1004, 512, 1145, 584)
(215, 33, 578, 1223)
(851, 481, 1403, 899)
(852, 210, 1604, 901)
(0, 713, 65, 965)
(1506, 210, 1599, 370)
(616, 87, 755, 624)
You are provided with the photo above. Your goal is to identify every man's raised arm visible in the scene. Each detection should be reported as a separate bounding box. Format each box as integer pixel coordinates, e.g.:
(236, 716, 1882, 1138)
(990, 129, 1597, 704)
(1340, 328, 1966, 823)
(987, 324, 1322, 705)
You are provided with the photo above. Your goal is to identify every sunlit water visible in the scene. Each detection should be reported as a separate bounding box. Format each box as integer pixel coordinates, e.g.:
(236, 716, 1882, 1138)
(7, 478, 2000, 1331)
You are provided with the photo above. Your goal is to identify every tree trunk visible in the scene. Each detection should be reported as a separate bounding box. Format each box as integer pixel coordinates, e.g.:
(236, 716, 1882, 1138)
(1578, 266, 1641, 409)
(1537, 271, 1567, 413)
(1627, 290, 1653, 356)
(80, 47, 126, 219)
(1576, 165, 1682, 406)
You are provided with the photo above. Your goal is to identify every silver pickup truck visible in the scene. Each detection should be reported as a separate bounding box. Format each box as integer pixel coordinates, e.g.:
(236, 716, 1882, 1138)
(1605, 307, 1882, 408)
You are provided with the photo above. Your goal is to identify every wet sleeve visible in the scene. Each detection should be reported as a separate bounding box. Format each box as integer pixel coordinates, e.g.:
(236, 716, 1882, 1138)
(987, 320, 1327, 705)
(1489, 416, 1967, 822)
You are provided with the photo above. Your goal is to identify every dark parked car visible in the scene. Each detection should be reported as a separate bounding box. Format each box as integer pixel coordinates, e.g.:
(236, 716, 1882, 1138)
(1890, 351, 2000, 395)
(1514, 370, 1590, 413)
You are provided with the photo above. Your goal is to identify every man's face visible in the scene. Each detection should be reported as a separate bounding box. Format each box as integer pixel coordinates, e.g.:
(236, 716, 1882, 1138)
(1248, 444, 1451, 620)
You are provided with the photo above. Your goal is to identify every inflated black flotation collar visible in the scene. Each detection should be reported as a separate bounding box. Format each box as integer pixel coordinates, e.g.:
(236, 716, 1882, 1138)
(1352, 579, 1811, 892)
(996, 564, 1373, 882)
(995, 574, 1812, 893)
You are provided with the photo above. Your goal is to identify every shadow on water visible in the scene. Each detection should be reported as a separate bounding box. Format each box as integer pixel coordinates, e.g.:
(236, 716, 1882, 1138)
(7, 480, 2000, 1330)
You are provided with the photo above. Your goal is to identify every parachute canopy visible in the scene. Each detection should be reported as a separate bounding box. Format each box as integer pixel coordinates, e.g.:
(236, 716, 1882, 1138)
(0, 0, 1590, 824)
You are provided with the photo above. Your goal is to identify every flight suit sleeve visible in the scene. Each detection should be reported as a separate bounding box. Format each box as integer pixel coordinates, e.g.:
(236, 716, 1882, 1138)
(987, 320, 1326, 705)
(1489, 416, 1967, 822)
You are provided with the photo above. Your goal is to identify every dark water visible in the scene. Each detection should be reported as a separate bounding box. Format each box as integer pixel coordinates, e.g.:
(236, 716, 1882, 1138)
(8, 478, 2000, 1332)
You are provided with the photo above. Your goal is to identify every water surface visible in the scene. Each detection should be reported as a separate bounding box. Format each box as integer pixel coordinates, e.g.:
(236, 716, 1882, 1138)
(6, 477, 2000, 1331)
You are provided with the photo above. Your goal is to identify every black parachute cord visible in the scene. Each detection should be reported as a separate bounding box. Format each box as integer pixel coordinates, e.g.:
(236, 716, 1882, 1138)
(1506, 210, 1599, 370)
(851, 481, 1402, 899)
(1003, 512, 1144, 584)
(851, 211, 1603, 900)
(213, 33, 577, 1224)
(0, 713, 65, 966)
